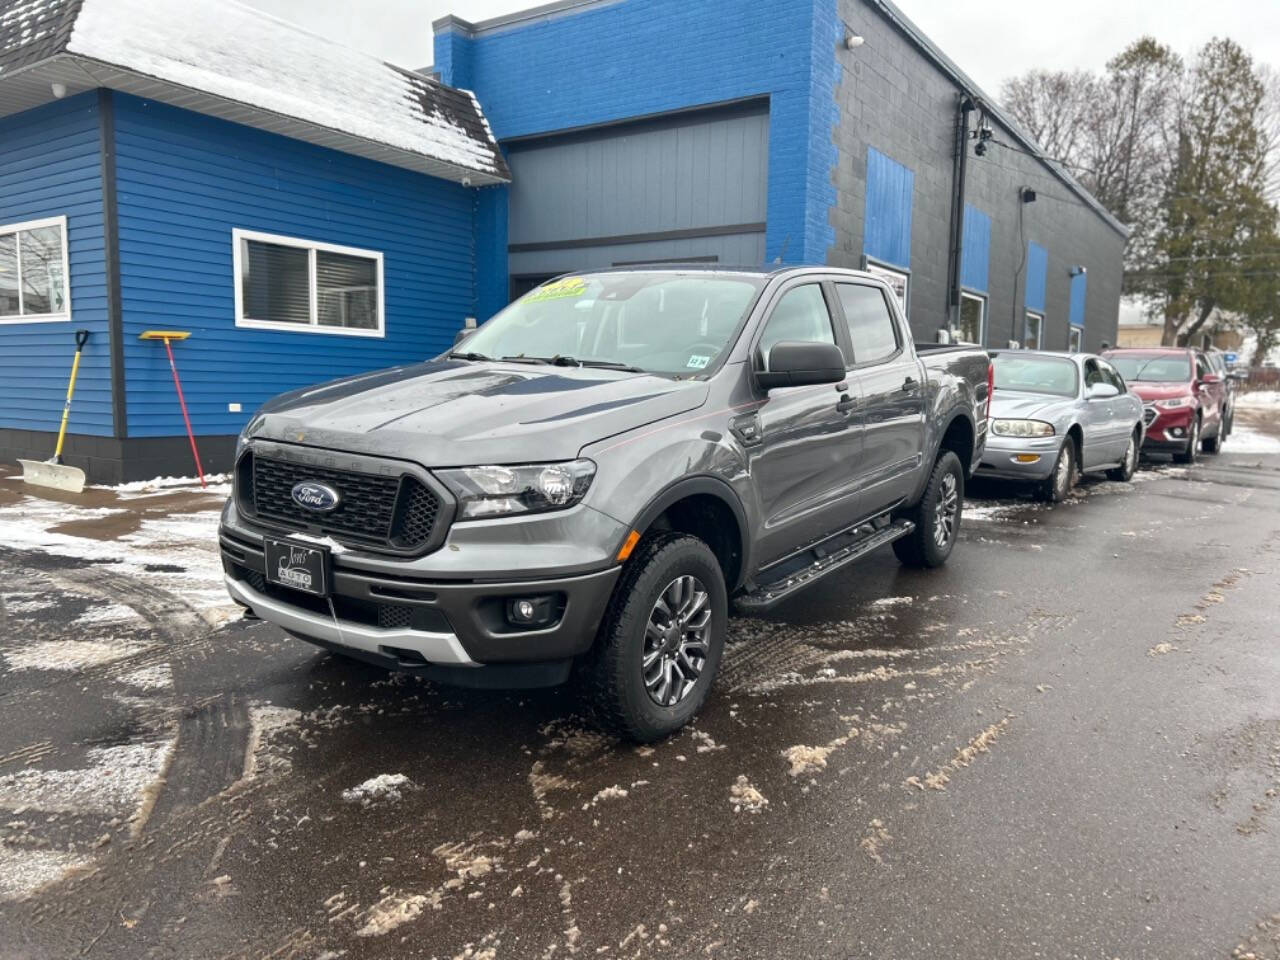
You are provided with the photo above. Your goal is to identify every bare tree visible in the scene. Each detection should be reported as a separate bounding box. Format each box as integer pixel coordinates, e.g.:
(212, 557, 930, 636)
(1000, 69, 1097, 171)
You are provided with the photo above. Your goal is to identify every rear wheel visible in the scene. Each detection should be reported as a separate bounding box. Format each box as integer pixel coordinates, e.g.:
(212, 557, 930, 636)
(1107, 431, 1139, 481)
(1174, 415, 1200, 464)
(581, 532, 726, 742)
(1039, 439, 1077, 502)
(893, 451, 963, 569)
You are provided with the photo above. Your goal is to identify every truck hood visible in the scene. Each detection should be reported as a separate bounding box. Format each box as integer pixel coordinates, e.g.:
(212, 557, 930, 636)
(245, 359, 709, 466)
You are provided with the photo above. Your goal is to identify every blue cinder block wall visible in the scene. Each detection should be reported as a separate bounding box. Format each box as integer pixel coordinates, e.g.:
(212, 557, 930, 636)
(0, 94, 112, 438)
(111, 94, 479, 438)
(435, 0, 842, 319)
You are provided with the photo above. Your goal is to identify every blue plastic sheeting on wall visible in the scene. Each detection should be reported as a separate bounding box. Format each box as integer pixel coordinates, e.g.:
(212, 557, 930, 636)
(1024, 241, 1047, 313)
(960, 204, 990, 293)
(1068, 271, 1087, 329)
(0, 93, 113, 437)
(863, 146, 913, 269)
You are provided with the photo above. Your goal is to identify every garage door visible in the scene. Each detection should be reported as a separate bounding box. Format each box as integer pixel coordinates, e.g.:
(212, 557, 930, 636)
(505, 101, 769, 298)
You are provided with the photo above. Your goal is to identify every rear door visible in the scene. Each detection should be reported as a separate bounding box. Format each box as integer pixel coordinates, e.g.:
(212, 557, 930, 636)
(833, 281, 926, 512)
(748, 280, 862, 566)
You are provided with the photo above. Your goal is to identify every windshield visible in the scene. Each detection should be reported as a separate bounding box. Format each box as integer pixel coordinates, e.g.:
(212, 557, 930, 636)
(454, 272, 763, 377)
(1107, 353, 1192, 383)
(992, 354, 1079, 398)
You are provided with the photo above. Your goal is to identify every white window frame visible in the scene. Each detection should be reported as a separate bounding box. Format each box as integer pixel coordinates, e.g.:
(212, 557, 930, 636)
(863, 258, 910, 319)
(0, 215, 71, 325)
(957, 290, 987, 345)
(1024, 310, 1044, 350)
(1068, 325, 1083, 353)
(232, 228, 385, 338)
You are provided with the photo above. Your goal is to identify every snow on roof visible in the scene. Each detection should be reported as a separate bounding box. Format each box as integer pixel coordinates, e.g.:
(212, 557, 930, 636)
(0, 0, 508, 183)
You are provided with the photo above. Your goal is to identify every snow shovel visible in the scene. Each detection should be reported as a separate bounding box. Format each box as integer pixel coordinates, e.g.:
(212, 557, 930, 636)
(18, 328, 91, 494)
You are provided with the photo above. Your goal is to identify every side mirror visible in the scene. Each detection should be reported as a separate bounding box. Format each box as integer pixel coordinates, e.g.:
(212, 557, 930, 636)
(756, 341, 846, 391)
(1086, 382, 1120, 400)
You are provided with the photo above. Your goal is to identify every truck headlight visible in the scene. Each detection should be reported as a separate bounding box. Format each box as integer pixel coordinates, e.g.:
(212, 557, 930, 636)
(438, 460, 596, 520)
(991, 418, 1055, 438)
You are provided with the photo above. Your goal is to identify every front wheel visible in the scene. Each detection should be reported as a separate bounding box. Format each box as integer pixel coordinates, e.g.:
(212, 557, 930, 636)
(893, 450, 964, 569)
(1039, 439, 1077, 502)
(1174, 416, 1200, 464)
(581, 532, 727, 742)
(1107, 431, 1139, 481)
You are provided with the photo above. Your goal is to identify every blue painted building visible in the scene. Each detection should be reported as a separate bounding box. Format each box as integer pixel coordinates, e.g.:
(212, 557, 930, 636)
(1, 0, 1126, 483)
(0, 0, 507, 482)
(432, 0, 1126, 355)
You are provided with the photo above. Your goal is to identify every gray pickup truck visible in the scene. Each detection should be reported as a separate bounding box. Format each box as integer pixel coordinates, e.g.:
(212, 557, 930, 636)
(219, 266, 990, 740)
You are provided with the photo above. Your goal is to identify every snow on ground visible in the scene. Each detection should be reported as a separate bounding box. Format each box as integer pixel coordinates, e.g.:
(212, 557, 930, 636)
(0, 489, 233, 620)
(1236, 390, 1280, 411)
(1226, 426, 1280, 454)
(342, 773, 415, 806)
(3, 638, 148, 672)
(0, 740, 176, 815)
(0, 848, 90, 902)
(108, 475, 231, 498)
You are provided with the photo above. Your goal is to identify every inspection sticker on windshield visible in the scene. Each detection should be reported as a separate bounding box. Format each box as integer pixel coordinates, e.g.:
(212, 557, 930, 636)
(526, 276, 588, 302)
(686, 354, 711, 370)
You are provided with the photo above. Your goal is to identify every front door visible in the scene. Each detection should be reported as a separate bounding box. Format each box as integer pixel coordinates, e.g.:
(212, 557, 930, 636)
(834, 281, 926, 513)
(748, 282, 862, 567)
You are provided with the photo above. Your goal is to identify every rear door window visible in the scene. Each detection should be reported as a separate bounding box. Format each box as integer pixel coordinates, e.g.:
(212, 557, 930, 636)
(835, 283, 900, 364)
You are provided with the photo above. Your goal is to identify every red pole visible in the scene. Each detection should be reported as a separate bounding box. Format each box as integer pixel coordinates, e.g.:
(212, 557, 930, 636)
(163, 336, 206, 489)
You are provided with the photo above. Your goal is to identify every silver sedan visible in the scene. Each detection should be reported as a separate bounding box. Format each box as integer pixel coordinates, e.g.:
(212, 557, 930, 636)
(977, 351, 1146, 501)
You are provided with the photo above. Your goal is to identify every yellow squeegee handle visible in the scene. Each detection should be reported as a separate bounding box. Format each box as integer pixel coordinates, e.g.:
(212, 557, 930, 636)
(53, 330, 91, 461)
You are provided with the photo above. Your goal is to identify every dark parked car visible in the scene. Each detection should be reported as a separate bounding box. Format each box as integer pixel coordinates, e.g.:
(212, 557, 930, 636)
(1103, 348, 1228, 462)
(220, 266, 990, 740)
(978, 351, 1145, 501)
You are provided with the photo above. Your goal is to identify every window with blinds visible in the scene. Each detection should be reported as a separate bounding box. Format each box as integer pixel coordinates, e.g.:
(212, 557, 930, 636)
(233, 229, 383, 336)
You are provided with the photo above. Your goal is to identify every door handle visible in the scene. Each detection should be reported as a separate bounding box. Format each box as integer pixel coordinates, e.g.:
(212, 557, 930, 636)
(900, 376, 918, 392)
(836, 394, 855, 415)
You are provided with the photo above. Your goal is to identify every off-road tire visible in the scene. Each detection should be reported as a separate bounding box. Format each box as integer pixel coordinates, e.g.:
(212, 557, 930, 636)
(1107, 430, 1139, 481)
(1039, 438, 1077, 502)
(893, 450, 964, 569)
(580, 532, 727, 742)
(1174, 415, 1200, 464)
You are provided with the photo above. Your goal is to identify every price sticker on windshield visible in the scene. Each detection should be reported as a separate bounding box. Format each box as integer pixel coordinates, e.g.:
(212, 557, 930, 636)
(526, 276, 588, 302)
(687, 355, 711, 370)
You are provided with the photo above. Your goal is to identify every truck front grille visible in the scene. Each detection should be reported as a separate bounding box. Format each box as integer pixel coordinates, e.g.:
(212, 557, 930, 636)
(237, 452, 443, 553)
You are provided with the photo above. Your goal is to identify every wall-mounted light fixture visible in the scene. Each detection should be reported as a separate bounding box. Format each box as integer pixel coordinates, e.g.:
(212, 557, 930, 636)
(50, 82, 67, 99)
(1020, 187, 1037, 204)
(1069, 265, 1087, 277)
(845, 30, 865, 50)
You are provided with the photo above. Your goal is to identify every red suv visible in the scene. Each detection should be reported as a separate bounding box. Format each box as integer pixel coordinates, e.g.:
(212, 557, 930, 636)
(1102, 348, 1227, 463)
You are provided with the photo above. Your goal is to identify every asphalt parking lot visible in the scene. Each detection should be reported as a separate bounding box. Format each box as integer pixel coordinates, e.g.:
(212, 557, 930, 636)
(1, 413, 1279, 960)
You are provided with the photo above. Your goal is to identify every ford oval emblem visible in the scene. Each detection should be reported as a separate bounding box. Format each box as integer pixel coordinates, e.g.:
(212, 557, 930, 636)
(291, 481, 341, 513)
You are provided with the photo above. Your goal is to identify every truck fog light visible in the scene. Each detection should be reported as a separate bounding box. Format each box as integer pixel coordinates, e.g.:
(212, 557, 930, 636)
(506, 595, 557, 628)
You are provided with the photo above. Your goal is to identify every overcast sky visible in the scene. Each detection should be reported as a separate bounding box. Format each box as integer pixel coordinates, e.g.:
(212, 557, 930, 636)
(247, 0, 1279, 95)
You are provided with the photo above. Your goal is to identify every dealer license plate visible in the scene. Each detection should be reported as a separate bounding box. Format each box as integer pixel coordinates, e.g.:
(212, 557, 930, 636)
(263, 536, 331, 597)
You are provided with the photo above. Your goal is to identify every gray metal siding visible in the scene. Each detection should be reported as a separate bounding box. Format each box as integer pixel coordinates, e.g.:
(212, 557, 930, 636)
(506, 105, 768, 276)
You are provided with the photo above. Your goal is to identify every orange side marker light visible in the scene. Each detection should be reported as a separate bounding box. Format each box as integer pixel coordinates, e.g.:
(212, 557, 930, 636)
(617, 530, 641, 562)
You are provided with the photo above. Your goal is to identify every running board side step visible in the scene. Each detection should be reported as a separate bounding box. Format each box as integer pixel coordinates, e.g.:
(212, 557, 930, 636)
(735, 518, 916, 613)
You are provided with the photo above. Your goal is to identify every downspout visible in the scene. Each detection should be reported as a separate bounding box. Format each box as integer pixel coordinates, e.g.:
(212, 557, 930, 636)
(945, 95, 975, 334)
(98, 88, 127, 442)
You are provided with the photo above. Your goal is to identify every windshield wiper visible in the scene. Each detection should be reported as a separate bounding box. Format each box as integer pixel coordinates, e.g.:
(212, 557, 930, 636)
(448, 351, 492, 362)
(577, 359, 646, 373)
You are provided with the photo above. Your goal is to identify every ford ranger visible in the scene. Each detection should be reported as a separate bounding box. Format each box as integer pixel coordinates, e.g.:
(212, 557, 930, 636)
(219, 266, 990, 740)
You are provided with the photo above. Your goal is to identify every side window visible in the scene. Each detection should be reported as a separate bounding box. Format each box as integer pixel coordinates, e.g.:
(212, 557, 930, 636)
(1100, 360, 1126, 393)
(758, 284, 836, 368)
(1083, 359, 1105, 387)
(835, 283, 900, 364)
(1194, 354, 1210, 379)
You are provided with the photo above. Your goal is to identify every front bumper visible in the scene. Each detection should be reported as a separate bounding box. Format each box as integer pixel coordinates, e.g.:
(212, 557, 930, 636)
(220, 499, 623, 669)
(976, 433, 1060, 481)
(1140, 405, 1193, 449)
